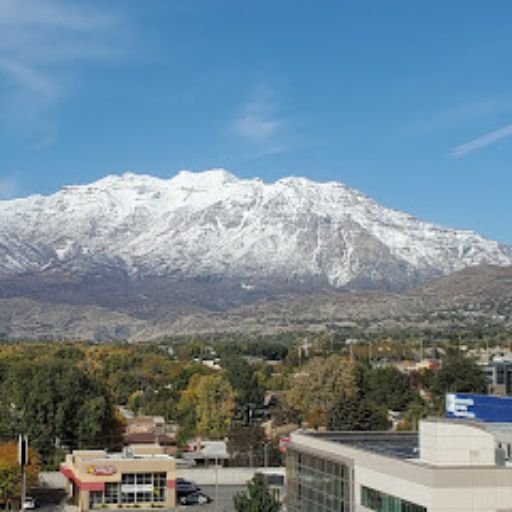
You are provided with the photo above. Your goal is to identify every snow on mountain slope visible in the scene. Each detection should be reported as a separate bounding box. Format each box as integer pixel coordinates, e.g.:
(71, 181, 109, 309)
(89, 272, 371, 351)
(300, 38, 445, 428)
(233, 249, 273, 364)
(0, 169, 510, 289)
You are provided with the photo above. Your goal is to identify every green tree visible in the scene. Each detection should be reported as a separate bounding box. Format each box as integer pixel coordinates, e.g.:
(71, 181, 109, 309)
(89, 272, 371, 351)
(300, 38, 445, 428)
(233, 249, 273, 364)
(326, 395, 390, 431)
(224, 356, 264, 410)
(398, 402, 431, 431)
(0, 358, 122, 467)
(364, 366, 419, 412)
(228, 424, 267, 466)
(431, 353, 487, 401)
(233, 474, 281, 512)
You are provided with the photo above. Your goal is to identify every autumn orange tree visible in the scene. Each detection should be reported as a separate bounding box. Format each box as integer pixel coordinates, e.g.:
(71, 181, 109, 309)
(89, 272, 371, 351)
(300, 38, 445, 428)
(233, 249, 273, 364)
(0, 442, 39, 507)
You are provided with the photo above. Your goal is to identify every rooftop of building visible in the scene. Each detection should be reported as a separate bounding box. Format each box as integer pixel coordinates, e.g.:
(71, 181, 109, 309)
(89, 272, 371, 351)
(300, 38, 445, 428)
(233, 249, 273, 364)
(182, 440, 229, 460)
(296, 417, 512, 468)
(122, 432, 176, 445)
(302, 431, 420, 460)
(68, 447, 175, 463)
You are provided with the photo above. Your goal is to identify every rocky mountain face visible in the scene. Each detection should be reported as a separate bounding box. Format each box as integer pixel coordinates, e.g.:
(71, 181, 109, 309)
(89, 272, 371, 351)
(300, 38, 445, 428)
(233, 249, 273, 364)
(0, 169, 510, 340)
(1, 169, 510, 287)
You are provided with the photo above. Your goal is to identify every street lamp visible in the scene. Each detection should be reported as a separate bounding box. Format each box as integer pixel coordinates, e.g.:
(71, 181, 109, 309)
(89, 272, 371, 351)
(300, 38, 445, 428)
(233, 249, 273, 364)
(214, 456, 219, 512)
(202, 445, 221, 512)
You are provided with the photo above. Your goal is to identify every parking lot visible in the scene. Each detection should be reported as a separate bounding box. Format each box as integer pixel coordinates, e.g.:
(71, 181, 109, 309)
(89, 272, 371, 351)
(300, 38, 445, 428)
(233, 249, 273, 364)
(29, 486, 76, 512)
(34, 472, 272, 511)
(175, 485, 245, 511)
(30, 483, 245, 512)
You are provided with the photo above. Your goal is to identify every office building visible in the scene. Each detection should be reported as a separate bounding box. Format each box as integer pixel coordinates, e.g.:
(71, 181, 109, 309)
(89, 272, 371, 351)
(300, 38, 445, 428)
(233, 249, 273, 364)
(287, 418, 512, 512)
(482, 355, 512, 396)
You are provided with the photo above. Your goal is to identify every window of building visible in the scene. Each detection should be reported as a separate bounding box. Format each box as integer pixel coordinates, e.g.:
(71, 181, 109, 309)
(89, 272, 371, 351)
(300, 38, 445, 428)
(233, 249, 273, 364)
(139, 473, 152, 485)
(122, 473, 135, 485)
(104, 482, 119, 504)
(506, 368, 512, 395)
(136, 491, 153, 502)
(101, 472, 168, 505)
(361, 485, 427, 512)
(121, 491, 136, 504)
(497, 365, 505, 385)
(287, 448, 351, 512)
(89, 491, 103, 508)
(153, 472, 166, 502)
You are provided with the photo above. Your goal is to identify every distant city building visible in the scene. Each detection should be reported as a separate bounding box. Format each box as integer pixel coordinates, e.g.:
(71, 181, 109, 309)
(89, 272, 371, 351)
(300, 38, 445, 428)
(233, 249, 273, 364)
(182, 439, 229, 467)
(196, 358, 222, 370)
(122, 414, 177, 455)
(60, 446, 176, 511)
(287, 418, 512, 511)
(482, 355, 512, 396)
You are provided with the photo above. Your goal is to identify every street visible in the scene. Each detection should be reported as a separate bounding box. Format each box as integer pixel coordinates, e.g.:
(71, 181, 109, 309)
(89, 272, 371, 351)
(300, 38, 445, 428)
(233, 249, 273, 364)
(30, 486, 74, 512)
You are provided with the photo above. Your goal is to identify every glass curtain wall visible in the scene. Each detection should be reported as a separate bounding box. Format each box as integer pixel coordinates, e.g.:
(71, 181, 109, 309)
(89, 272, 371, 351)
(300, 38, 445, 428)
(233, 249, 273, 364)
(287, 448, 351, 512)
(361, 486, 427, 512)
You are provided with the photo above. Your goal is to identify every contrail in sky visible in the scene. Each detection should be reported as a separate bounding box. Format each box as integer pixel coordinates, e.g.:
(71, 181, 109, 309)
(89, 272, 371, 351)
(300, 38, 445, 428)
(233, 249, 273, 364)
(451, 123, 512, 157)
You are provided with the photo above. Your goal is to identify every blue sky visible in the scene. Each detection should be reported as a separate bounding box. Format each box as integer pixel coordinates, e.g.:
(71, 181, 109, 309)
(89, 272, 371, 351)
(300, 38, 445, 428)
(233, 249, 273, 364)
(1, 1, 511, 243)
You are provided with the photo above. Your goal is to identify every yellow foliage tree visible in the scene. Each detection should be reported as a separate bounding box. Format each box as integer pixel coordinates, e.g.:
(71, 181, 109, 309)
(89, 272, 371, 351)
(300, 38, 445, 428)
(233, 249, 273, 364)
(286, 355, 357, 428)
(177, 373, 235, 440)
(196, 374, 235, 439)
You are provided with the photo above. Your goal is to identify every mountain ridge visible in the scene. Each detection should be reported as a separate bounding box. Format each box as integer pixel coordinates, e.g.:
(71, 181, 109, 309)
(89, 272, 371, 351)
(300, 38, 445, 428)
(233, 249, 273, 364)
(1, 169, 510, 289)
(0, 169, 511, 340)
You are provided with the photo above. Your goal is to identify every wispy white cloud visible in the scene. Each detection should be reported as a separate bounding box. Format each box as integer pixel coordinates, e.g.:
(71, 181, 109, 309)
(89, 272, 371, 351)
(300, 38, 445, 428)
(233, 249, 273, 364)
(0, 177, 19, 199)
(235, 102, 282, 142)
(233, 88, 284, 144)
(0, 0, 126, 143)
(406, 99, 511, 135)
(451, 123, 512, 158)
(0, 58, 57, 100)
(230, 86, 292, 162)
(0, 0, 109, 29)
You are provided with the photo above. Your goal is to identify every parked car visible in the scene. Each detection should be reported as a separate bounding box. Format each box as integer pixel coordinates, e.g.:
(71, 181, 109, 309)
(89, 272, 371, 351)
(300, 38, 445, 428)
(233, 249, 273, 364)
(23, 497, 37, 510)
(179, 492, 212, 506)
(176, 477, 201, 496)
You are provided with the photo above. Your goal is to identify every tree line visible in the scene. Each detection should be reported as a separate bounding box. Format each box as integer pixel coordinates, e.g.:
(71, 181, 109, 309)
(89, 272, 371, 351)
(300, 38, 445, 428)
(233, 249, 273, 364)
(0, 336, 489, 506)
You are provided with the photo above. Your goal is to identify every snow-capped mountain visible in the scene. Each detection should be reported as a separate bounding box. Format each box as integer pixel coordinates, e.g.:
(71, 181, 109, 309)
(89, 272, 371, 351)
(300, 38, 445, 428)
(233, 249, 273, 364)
(0, 169, 510, 289)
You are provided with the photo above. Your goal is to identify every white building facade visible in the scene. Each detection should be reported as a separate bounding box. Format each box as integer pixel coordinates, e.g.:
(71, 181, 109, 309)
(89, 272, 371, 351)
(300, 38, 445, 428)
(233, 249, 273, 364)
(287, 418, 512, 512)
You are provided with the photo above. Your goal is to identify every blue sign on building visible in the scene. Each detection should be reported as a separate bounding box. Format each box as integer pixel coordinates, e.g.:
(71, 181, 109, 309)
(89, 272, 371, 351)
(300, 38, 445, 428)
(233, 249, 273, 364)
(446, 393, 512, 423)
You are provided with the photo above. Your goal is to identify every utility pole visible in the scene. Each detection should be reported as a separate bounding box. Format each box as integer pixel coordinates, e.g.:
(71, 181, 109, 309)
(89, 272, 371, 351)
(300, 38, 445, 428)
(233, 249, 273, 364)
(18, 434, 28, 512)
(214, 456, 219, 512)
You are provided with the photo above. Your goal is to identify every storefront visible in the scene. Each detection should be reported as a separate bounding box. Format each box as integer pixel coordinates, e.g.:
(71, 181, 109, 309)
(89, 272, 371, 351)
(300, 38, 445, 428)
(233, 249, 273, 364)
(60, 446, 176, 511)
